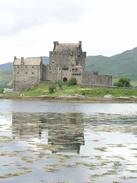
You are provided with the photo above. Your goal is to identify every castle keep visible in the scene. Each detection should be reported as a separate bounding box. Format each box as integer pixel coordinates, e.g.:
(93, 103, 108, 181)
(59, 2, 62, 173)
(13, 41, 112, 91)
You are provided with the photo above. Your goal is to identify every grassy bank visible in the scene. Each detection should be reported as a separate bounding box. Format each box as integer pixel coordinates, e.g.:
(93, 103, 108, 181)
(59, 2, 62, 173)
(0, 88, 4, 94)
(10, 83, 137, 98)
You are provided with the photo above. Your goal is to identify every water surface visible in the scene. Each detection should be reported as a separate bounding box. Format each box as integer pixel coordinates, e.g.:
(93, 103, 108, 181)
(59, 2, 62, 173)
(0, 99, 137, 183)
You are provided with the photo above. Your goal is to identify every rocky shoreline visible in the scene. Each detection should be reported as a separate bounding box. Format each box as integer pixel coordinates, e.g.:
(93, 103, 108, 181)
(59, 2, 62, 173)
(1, 94, 137, 103)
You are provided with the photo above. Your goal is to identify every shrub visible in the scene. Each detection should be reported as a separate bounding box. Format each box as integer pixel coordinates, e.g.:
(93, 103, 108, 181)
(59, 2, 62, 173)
(56, 80, 63, 89)
(48, 83, 56, 94)
(114, 78, 131, 87)
(67, 77, 77, 86)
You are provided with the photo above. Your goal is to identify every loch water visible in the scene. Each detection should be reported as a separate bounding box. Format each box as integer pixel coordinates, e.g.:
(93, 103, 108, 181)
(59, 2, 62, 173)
(0, 99, 137, 183)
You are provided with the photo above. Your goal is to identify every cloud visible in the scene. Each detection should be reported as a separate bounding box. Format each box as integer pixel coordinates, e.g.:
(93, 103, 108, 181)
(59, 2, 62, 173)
(0, 0, 86, 36)
(1, 0, 137, 63)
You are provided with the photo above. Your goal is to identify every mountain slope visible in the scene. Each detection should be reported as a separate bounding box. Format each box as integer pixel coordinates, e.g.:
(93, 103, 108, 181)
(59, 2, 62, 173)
(0, 62, 12, 72)
(86, 47, 137, 80)
(0, 63, 12, 87)
(0, 71, 11, 87)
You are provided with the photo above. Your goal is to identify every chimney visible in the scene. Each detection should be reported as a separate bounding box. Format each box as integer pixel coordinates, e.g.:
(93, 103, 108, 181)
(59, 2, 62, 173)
(53, 41, 59, 51)
(79, 41, 82, 47)
(14, 56, 17, 61)
(21, 57, 24, 65)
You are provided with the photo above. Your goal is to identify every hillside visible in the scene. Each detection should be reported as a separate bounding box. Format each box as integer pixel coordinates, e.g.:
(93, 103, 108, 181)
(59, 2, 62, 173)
(0, 62, 12, 72)
(86, 47, 137, 80)
(0, 71, 12, 87)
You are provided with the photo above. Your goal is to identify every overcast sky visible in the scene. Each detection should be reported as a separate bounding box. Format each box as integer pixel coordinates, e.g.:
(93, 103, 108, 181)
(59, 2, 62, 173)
(1, 0, 137, 63)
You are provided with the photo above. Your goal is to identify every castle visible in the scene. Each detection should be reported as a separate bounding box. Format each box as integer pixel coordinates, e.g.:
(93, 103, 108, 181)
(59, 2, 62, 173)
(13, 41, 112, 91)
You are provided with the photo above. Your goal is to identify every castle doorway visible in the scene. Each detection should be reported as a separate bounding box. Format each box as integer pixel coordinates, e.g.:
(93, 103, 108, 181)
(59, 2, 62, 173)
(63, 77, 68, 82)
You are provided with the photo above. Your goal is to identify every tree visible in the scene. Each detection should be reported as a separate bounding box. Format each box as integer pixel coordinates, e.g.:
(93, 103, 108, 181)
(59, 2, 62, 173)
(48, 83, 56, 93)
(114, 77, 131, 87)
(67, 77, 77, 86)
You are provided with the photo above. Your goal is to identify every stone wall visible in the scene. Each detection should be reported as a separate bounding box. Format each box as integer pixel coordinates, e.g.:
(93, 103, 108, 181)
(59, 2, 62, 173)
(13, 64, 42, 91)
(42, 65, 48, 81)
(47, 41, 86, 84)
(13, 42, 112, 91)
(49, 51, 86, 68)
(82, 72, 112, 87)
(42, 65, 83, 83)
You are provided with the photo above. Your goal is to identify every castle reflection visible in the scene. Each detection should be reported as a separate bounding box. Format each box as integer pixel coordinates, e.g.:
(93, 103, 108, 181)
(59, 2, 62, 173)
(12, 113, 85, 154)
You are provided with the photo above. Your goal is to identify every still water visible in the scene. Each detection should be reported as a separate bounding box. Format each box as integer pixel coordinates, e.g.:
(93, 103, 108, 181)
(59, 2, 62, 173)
(0, 99, 137, 183)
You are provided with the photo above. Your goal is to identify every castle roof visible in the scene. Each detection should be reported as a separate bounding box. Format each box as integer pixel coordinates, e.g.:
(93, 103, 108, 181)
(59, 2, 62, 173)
(13, 57, 42, 65)
(53, 41, 82, 52)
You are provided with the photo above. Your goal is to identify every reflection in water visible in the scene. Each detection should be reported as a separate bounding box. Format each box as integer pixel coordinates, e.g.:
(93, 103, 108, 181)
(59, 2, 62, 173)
(12, 113, 84, 154)
(12, 113, 42, 139)
(0, 110, 137, 183)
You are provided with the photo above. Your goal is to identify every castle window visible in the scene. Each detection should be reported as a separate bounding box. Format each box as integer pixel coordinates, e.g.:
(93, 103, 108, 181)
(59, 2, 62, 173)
(93, 72, 98, 75)
(17, 66, 19, 68)
(62, 68, 69, 70)
(32, 72, 34, 75)
(25, 72, 28, 74)
(78, 53, 81, 57)
(72, 68, 78, 71)
(32, 66, 34, 68)
(76, 61, 79, 65)
(72, 73, 81, 76)
(17, 72, 19, 74)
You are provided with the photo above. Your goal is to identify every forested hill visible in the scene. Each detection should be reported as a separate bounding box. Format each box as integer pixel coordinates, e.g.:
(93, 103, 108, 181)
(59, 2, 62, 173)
(0, 63, 12, 87)
(86, 47, 137, 80)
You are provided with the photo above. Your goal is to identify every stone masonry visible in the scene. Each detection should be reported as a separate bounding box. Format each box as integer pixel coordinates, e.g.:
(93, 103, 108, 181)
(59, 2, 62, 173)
(13, 41, 112, 91)
(13, 57, 43, 91)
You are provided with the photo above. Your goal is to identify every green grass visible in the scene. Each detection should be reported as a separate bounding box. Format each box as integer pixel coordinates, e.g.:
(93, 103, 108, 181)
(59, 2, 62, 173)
(0, 88, 4, 94)
(23, 83, 49, 96)
(17, 83, 137, 98)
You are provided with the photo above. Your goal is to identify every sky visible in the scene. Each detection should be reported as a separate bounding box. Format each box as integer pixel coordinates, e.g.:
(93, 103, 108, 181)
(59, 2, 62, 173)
(1, 0, 137, 63)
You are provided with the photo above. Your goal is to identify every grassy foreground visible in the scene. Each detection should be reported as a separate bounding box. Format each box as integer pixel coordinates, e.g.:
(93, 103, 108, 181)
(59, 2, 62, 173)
(5, 83, 137, 98)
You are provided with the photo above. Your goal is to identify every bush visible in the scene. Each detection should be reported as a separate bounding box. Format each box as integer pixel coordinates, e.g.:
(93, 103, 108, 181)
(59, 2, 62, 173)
(48, 83, 56, 94)
(114, 78, 131, 87)
(56, 80, 63, 89)
(67, 77, 77, 86)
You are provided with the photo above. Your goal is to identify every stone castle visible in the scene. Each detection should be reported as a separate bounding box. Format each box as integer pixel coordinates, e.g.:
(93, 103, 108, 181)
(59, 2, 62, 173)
(13, 41, 112, 91)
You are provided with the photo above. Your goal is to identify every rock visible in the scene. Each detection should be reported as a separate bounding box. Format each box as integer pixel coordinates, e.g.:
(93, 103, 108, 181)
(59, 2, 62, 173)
(104, 95, 113, 99)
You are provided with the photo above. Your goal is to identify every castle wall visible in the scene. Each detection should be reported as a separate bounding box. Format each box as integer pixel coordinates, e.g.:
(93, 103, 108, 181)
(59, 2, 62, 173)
(49, 52, 86, 68)
(42, 65, 48, 81)
(45, 68, 72, 82)
(82, 72, 112, 87)
(13, 42, 112, 91)
(13, 64, 42, 91)
(48, 42, 86, 84)
(46, 67, 59, 81)
(43, 66, 83, 84)
(49, 51, 75, 67)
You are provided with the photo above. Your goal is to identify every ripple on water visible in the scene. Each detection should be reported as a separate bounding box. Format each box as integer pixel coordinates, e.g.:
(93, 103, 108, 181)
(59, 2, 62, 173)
(0, 105, 137, 182)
